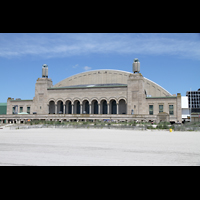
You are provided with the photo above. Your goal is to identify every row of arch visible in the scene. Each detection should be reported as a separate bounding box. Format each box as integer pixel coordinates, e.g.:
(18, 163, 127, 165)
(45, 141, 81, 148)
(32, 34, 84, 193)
(48, 98, 127, 115)
(48, 97, 127, 105)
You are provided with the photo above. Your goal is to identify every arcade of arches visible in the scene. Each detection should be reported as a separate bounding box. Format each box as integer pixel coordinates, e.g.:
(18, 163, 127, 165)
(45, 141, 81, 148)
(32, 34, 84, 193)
(48, 99, 127, 115)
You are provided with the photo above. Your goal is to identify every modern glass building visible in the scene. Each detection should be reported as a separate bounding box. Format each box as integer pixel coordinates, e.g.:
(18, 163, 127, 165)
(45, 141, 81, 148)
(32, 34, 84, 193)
(186, 89, 200, 113)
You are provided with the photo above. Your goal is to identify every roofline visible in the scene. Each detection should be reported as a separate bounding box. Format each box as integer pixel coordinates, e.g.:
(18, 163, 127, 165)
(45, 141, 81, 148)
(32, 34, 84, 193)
(53, 69, 172, 96)
(48, 84, 127, 90)
(144, 77, 172, 96)
(53, 69, 132, 87)
(67, 69, 132, 77)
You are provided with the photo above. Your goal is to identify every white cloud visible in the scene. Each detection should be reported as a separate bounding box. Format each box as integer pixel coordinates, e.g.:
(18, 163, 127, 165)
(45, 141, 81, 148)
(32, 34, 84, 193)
(0, 33, 200, 60)
(72, 64, 79, 68)
(84, 66, 91, 71)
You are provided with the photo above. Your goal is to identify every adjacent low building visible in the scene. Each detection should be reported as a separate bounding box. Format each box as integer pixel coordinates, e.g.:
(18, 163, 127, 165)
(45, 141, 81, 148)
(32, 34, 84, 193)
(0, 103, 7, 124)
(181, 96, 190, 122)
(0, 59, 182, 124)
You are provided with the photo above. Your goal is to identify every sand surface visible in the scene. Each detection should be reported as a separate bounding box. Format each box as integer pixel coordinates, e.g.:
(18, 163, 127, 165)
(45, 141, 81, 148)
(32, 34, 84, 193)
(0, 126, 200, 166)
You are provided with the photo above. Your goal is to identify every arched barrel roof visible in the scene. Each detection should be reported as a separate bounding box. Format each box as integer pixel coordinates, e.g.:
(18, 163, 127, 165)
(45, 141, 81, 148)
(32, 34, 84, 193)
(53, 69, 172, 97)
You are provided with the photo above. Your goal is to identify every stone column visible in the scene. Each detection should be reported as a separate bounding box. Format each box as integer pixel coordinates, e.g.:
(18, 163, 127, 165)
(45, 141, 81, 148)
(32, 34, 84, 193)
(55, 104, 57, 114)
(80, 104, 83, 114)
(117, 103, 119, 115)
(72, 104, 74, 114)
(107, 103, 110, 115)
(63, 105, 66, 114)
(98, 104, 100, 114)
(89, 104, 91, 114)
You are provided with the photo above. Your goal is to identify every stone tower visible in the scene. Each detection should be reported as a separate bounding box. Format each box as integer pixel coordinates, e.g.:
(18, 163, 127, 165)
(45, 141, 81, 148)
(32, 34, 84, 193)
(33, 65, 53, 114)
(127, 59, 146, 115)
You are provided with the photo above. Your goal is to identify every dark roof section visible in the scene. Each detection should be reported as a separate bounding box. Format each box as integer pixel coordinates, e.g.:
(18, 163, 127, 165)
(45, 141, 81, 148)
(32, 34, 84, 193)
(0, 103, 7, 115)
(146, 96, 177, 99)
(10, 99, 33, 102)
(48, 83, 127, 90)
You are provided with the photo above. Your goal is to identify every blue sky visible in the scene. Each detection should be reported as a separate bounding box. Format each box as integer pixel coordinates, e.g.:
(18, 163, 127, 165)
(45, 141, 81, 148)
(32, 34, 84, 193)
(0, 33, 199, 102)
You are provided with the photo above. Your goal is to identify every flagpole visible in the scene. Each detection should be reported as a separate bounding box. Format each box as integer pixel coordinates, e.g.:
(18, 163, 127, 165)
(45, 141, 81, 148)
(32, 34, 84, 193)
(190, 88, 192, 122)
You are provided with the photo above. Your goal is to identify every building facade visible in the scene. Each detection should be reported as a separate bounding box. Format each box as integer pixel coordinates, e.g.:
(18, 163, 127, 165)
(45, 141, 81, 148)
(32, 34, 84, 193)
(1, 59, 182, 124)
(186, 89, 200, 122)
(181, 96, 190, 122)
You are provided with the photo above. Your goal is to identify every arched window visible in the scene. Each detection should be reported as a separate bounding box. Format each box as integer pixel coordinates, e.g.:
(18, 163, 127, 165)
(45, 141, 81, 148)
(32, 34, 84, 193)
(57, 100, 63, 114)
(100, 100, 107, 114)
(91, 100, 98, 114)
(49, 101, 55, 114)
(110, 99, 117, 114)
(119, 99, 126, 114)
(82, 100, 90, 114)
(66, 100, 72, 114)
(74, 100, 80, 114)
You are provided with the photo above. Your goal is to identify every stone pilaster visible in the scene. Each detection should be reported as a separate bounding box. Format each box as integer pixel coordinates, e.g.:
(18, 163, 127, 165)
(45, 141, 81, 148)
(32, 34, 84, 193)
(176, 93, 182, 123)
(127, 73, 146, 115)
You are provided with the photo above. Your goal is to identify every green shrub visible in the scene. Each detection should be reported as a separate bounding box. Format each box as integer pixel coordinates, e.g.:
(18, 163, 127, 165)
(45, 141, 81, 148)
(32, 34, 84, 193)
(147, 125, 154, 129)
(156, 122, 170, 129)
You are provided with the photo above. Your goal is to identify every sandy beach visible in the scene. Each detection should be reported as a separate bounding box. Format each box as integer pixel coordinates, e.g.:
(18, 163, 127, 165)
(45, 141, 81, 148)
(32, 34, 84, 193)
(0, 126, 200, 166)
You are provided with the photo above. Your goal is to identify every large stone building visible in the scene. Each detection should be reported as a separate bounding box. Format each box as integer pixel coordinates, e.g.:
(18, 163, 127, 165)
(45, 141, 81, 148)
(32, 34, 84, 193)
(1, 59, 182, 124)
